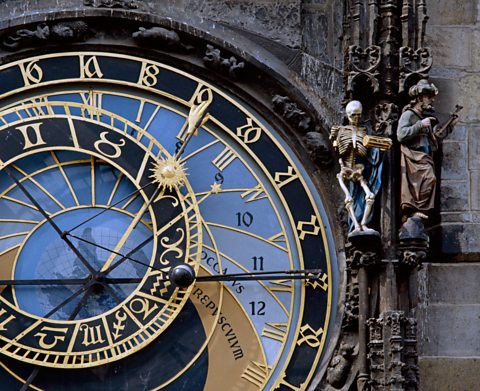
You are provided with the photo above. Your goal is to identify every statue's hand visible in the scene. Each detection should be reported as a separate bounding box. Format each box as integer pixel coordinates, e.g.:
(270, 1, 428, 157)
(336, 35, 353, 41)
(421, 117, 434, 128)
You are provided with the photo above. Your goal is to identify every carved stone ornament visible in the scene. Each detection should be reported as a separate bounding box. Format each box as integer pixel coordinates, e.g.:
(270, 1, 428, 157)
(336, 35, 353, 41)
(399, 46, 433, 93)
(367, 317, 385, 388)
(346, 245, 379, 271)
(83, 0, 139, 9)
(343, 274, 359, 330)
(1, 21, 90, 50)
(203, 44, 245, 80)
(347, 45, 381, 94)
(367, 312, 419, 391)
(303, 131, 333, 166)
(132, 27, 194, 52)
(374, 102, 399, 137)
(403, 318, 419, 390)
(326, 343, 355, 389)
(272, 95, 312, 132)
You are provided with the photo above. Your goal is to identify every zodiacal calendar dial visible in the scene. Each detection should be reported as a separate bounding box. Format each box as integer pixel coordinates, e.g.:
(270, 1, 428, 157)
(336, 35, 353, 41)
(0, 51, 338, 390)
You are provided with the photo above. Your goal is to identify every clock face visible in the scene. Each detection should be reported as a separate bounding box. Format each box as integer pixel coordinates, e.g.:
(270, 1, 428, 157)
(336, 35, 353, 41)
(0, 51, 339, 390)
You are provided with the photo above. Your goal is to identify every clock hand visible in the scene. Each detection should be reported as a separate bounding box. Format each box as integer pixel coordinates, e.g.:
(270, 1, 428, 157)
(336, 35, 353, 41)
(98, 185, 164, 273)
(64, 180, 154, 235)
(0, 277, 142, 285)
(168, 264, 324, 288)
(174, 87, 212, 159)
(4, 164, 124, 305)
(0, 278, 89, 285)
(64, 101, 208, 239)
(70, 182, 218, 275)
(3, 165, 97, 275)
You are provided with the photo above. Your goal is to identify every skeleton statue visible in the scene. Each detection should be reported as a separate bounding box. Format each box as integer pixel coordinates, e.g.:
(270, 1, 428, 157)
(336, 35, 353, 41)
(330, 101, 391, 234)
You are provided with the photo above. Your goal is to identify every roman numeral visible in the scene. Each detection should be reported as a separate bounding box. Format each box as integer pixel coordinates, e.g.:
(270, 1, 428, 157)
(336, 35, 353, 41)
(241, 361, 270, 388)
(269, 279, 292, 293)
(15, 122, 46, 150)
(262, 322, 287, 343)
(80, 91, 103, 119)
(212, 147, 236, 171)
(241, 184, 267, 203)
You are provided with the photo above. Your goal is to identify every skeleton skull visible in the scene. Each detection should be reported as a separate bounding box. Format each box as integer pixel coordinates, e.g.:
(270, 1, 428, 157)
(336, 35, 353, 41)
(346, 100, 362, 126)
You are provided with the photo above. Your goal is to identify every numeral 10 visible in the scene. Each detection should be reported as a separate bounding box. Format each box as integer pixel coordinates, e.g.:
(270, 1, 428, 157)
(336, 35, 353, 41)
(236, 212, 253, 227)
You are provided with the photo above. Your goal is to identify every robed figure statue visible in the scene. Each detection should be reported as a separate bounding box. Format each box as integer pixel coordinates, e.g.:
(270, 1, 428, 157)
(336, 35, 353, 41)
(397, 79, 460, 221)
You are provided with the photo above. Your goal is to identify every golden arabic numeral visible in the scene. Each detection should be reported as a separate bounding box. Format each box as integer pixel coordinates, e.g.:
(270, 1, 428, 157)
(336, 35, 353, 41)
(0, 308, 15, 332)
(18, 60, 43, 86)
(241, 361, 270, 388)
(15, 122, 46, 150)
(296, 324, 324, 348)
(94, 131, 126, 159)
(80, 324, 106, 347)
(34, 326, 69, 350)
(138, 62, 160, 87)
(79, 55, 104, 79)
(262, 322, 287, 343)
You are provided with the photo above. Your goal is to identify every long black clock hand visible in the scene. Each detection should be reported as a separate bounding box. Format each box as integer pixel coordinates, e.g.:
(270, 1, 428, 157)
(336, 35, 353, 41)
(3, 165, 125, 305)
(64, 180, 154, 235)
(3, 165, 96, 275)
(67, 234, 323, 288)
(168, 264, 324, 288)
(0, 277, 142, 285)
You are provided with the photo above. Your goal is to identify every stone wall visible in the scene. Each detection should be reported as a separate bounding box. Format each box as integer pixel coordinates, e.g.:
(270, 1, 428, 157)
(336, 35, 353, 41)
(418, 1, 480, 388)
(426, 0, 480, 259)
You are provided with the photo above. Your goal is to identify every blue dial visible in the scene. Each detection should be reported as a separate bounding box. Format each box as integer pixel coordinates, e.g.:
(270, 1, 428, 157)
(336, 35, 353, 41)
(0, 52, 339, 391)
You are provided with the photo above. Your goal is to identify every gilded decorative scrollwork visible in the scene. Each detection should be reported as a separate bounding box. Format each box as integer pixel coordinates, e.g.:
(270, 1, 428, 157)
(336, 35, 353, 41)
(159, 227, 186, 264)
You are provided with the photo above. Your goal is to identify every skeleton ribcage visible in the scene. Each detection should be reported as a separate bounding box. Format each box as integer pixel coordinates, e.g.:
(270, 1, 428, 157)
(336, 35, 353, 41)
(336, 127, 367, 158)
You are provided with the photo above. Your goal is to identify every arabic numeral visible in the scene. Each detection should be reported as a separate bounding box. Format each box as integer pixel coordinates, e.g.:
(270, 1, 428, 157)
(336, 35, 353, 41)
(236, 212, 253, 227)
(214, 172, 224, 184)
(249, 301, 266, 316)
(175, 141, 183, 154)
(252, 256, 264, 271)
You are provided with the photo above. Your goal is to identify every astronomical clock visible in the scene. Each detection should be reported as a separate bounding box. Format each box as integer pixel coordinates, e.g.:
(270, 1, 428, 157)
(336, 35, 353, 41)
(0, 49, 340, 390)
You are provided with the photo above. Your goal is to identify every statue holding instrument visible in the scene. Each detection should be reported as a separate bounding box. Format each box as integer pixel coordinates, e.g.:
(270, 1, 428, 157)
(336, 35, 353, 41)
(396, 79, 461, 222)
